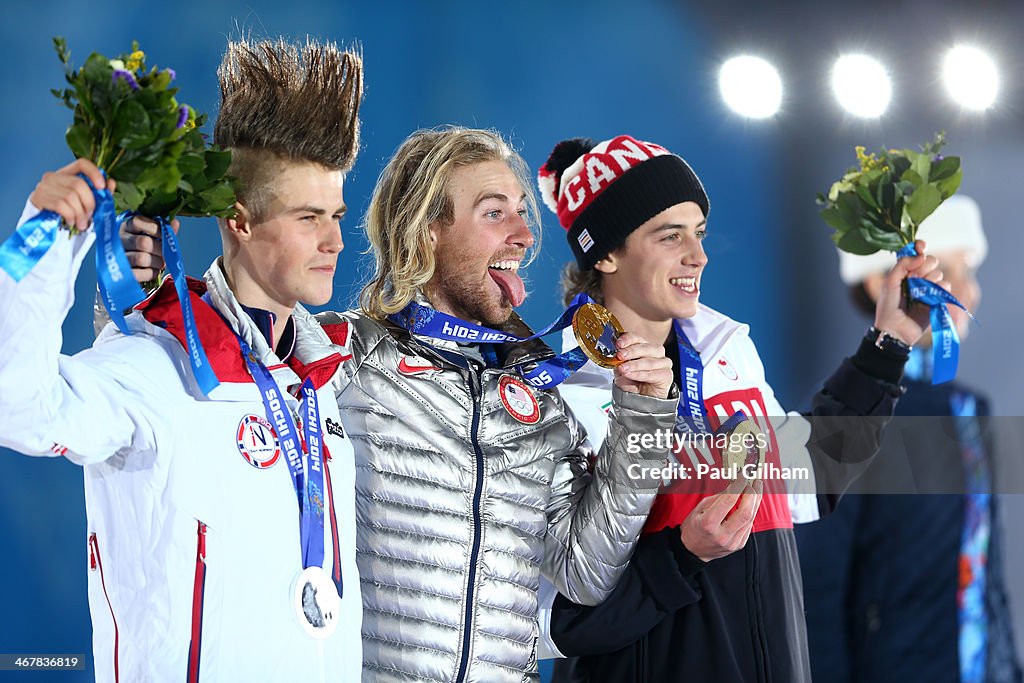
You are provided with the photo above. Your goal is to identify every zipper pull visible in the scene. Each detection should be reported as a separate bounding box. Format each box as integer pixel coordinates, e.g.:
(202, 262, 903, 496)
(88, 533, 97, 571)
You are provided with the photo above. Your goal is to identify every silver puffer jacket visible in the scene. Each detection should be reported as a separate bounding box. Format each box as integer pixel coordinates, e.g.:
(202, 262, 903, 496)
(316, 308, 676, 683)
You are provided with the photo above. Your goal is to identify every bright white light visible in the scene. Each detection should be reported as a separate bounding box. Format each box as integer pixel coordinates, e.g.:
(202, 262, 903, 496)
(718, 56, 782, 119)
(831, 54, 892, 118)
(943, 45, 999, 110)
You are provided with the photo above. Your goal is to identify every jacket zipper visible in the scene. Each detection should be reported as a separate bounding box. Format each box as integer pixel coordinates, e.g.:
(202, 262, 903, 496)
(187, 521, 208, 683)
(454, 367, 486, 683)
(89, 533, 120, 683)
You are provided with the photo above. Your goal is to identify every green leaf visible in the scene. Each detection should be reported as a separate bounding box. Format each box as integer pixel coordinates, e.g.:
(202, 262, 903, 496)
(203, 149, 232, 181)
(875, 170, 894, 210)
(833, 228, 879, 255)
(112, 100, 157, 150)
(197, 183, 236, 211)
(176, 152, 205, 177)
(906, 183, 942, 226)
(900, 170, 923, 188)
(860, 217, 906, 250)
(936, 168, 963, 199)
(113, 180, 145, 212)
(65, 124, 92, 159)
(820, 206, 849, 231)
(836, 191, 863, 228)
(53, 36, 70, 64)
(911, 151, 930, 183)
(890, 155, 911, 177)
(931, 156, 960, 182)
(855, 183, 879, 210)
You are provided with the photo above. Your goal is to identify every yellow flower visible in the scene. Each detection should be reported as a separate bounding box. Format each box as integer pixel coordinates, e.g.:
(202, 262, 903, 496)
(125, 50, 145, 72)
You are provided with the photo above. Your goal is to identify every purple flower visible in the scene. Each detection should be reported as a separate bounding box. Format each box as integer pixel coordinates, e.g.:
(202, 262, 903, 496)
(165, 68, 176, 81)
(176, 105, 189, 129)
(112, 69, 140, 91)
(932, 154, 945, 162)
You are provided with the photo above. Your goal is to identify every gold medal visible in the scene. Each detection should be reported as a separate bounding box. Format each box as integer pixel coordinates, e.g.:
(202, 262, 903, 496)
(572, 303, 625, 369)
(722, 418, 766, 481)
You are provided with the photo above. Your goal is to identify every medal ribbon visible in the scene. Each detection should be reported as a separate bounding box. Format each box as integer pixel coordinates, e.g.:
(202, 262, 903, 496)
(897, 243, 974, 385)
(239, 338, 326, 570)
(673, 320, 746, 438)
(388, 293, 593, 389)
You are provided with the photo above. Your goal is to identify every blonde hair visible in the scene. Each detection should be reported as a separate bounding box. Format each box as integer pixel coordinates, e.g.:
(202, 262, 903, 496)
(360, 126, 540, 318)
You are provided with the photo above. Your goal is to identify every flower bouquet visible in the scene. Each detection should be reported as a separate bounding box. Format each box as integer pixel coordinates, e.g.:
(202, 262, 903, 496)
(818, 133, 969, 384)
(817, 132, 961, 256)
(51, 37, 235, 220)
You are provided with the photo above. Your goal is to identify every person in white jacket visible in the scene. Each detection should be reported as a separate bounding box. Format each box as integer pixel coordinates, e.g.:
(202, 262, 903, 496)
(0, 38, 364, 682)
(534, 135, 945, 683)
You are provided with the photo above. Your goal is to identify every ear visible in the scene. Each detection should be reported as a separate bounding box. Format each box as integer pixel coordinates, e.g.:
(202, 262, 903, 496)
(427, 220, 441, 251)
(593, 252, 618, 274)
(224, 202, 254, 243)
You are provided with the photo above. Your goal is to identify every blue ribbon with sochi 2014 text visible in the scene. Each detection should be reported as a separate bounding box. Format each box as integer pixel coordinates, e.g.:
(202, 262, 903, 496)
(388, 293, 594, 389)
(0, 174, 219, 395)
(897, 242, 974, 385)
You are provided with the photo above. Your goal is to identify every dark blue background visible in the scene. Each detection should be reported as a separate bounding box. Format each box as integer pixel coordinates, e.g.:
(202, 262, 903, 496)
(2, 1, 1022, 680)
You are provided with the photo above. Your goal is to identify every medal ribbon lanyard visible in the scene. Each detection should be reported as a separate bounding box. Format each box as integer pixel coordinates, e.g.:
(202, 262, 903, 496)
(239, 338, 326, 571)
(673, 320, 746, 437)
(387, 293, 593, 389)
(897, 243, 974, 385)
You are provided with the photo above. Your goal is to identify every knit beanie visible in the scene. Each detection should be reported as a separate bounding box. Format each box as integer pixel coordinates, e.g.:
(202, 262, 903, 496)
(538, 135, 709, 269)
(838, 194, 988, 285)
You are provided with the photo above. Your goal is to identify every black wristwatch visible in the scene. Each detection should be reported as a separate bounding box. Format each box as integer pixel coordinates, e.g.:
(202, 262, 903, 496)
(866, 326, 912, 354)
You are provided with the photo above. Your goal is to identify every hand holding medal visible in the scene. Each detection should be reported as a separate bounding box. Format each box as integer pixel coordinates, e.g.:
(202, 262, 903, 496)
(573, 302, 674, 399)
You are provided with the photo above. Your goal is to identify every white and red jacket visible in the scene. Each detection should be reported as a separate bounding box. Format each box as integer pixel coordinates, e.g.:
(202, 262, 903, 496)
(558, 303, 820, 531)
(0, 203, 361, 682)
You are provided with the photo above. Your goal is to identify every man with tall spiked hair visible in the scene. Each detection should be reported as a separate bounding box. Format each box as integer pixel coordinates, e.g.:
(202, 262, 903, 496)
(0, 37, 365, 681)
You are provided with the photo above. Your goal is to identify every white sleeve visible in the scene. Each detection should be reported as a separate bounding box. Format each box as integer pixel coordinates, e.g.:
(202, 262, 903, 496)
(0, 202, 163, 464)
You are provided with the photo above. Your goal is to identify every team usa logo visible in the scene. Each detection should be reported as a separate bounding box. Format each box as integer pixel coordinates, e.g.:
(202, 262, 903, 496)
(499, 375, 541, 424)
(716, 356, 739, 381)
(236, 414, 281, 469)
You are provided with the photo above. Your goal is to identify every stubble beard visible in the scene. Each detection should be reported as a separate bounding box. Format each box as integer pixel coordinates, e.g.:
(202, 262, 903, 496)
(431, 254, 512, 326)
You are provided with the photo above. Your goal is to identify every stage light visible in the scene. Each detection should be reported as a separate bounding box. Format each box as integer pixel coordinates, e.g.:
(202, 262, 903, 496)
(831, 54, 891, 118)
(719, 56, 782, 119)
(943, 45, 998, 110)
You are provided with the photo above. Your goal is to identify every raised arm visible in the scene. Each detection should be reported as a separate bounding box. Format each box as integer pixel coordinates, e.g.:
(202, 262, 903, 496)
(0, 160, 162, 464)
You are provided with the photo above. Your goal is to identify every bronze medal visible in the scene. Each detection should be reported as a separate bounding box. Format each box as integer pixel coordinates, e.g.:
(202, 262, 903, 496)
(572, 303, 625, 369)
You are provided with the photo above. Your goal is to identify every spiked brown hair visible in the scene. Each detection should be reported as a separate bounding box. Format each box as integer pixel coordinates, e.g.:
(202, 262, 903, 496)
(215, 38, 363, 217)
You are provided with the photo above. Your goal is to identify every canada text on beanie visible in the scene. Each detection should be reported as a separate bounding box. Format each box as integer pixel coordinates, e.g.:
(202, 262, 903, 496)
(538, 135, 709, 269)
